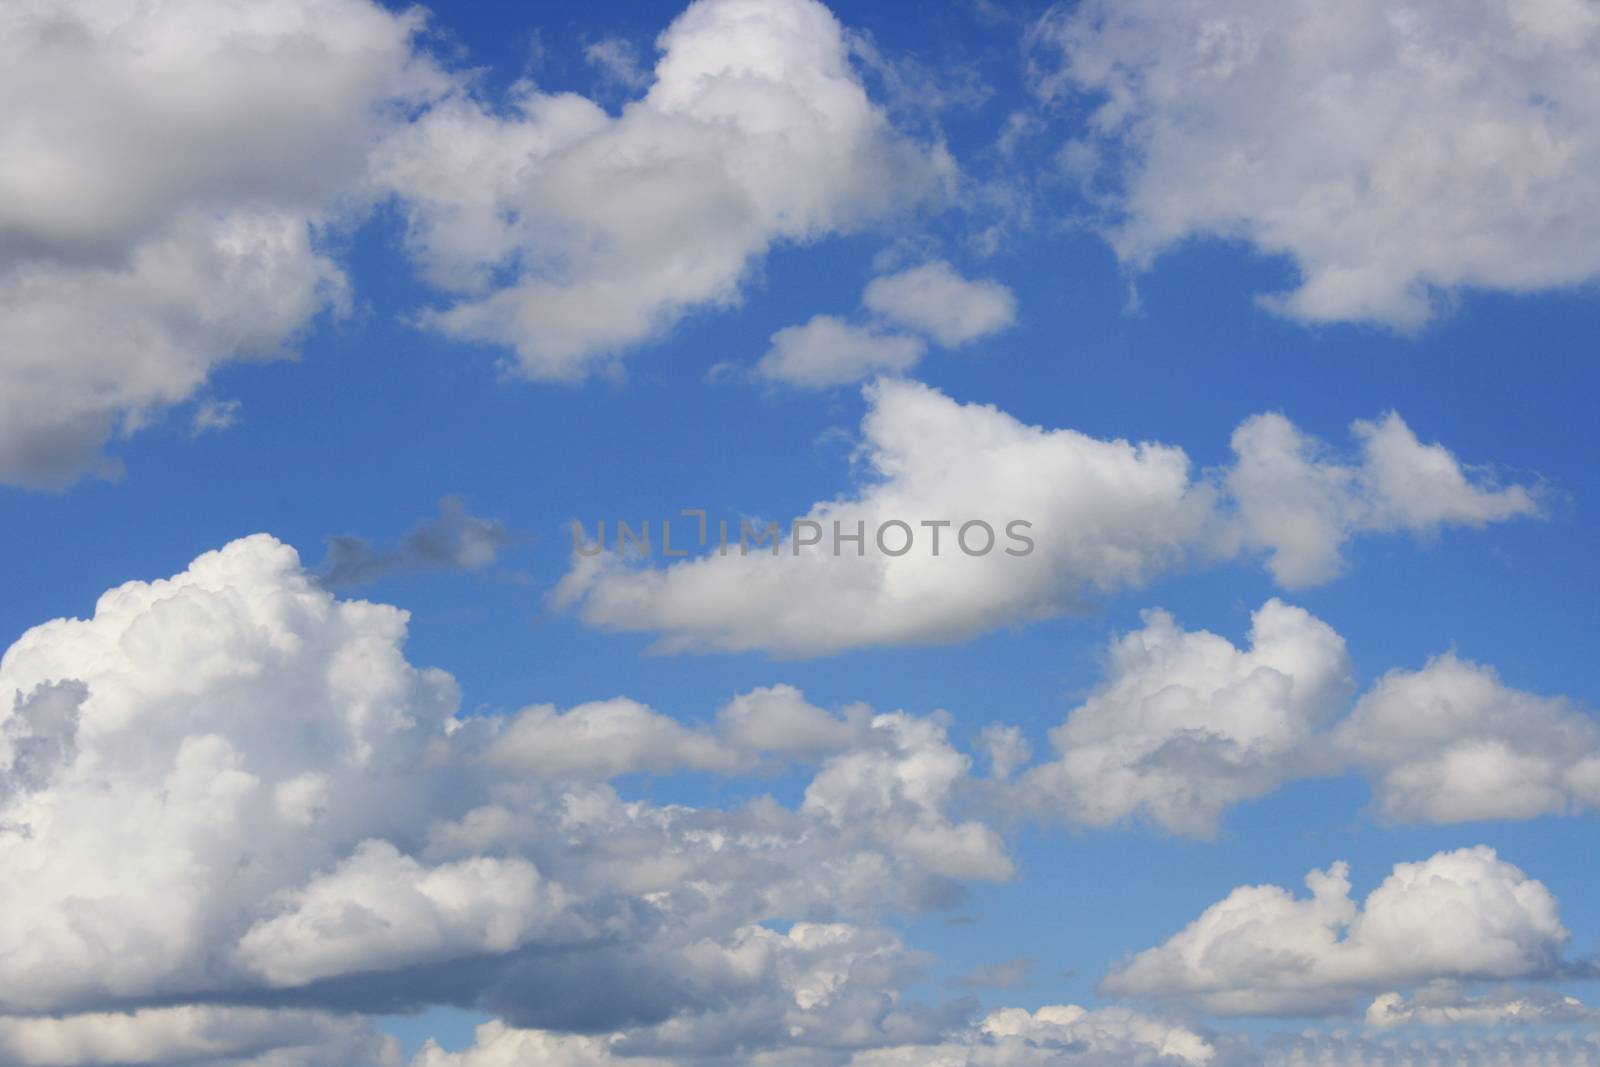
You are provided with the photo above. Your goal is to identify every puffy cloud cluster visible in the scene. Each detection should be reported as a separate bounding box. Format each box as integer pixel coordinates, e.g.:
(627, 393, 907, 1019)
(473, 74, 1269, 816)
(1017, 599, 1351, 836)
(757, 262, 1017, 387)
(0, 535, 474, 1011)
(1030, 0, 1600, 328)
(1008, 598, 1598, 836)
(0, 0, 446, 487)
(1103, 847, 1569, 1016)
(373, 0, 950, 380)
(556, 379, 1538, 655)
(0, 536, 1012, 1060)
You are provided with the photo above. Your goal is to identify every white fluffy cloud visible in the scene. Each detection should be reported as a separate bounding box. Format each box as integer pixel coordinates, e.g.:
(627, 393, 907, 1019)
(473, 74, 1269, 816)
(484, 684, 869, 778)
(757, 315, 927, 387)
(0, 0, 445, 487)
(556, 377, 1207, 654)
(862, 261, 1017, 347)
(715, 683, 864, 758)
(1335, 653, 1600, 823)
(1103, 847, 1570, 1016)
(0, 535, 472, 1010)
(556, 379, 1537, 655)
(485, 698, 743, 779)
(1032, 0, 1600, 328)
(373, 0, 949, 380)
(236, 842, 569, 988)
(1017, 599, 1351, 836)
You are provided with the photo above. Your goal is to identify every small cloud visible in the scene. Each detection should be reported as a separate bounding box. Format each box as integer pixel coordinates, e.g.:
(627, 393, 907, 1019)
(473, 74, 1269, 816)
(863, 261, 1017, 347)
(320, 496, 518, 588)
(756, 315, 925, 389)
(956, 955, 1036, 989)
(584, 37, 648, 91)
(190, 398, 241, 437)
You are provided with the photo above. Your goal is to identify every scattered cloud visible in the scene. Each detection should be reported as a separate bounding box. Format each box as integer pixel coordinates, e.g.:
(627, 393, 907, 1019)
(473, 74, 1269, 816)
(757, 315, 927, 387)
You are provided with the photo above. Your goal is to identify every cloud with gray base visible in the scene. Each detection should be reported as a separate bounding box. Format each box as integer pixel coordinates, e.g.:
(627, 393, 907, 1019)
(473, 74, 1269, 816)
(320, 497, 517, 588)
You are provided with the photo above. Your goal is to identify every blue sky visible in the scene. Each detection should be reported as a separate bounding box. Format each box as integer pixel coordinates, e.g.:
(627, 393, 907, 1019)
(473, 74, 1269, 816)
(1, 1, 1599, 1065)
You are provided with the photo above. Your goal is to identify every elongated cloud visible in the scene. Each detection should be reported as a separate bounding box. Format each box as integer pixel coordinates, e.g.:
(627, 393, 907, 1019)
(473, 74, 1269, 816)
(556, 379, 1539, 655)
